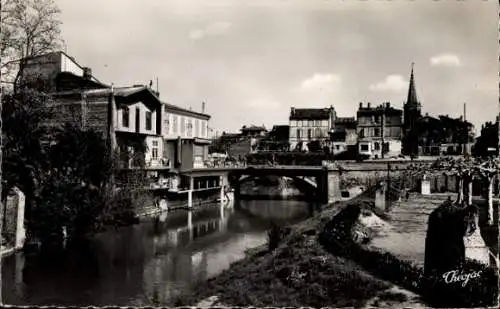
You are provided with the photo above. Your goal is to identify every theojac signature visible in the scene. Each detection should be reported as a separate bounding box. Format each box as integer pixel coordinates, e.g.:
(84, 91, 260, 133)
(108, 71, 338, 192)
(442, 270, 482, 287)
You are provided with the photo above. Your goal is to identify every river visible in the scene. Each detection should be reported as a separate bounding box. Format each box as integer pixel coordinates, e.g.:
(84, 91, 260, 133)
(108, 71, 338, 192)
(1, 199, 315, 306)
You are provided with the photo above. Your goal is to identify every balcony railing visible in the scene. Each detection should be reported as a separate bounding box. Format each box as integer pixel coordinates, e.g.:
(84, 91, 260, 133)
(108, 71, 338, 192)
(146, 158, 171, 169)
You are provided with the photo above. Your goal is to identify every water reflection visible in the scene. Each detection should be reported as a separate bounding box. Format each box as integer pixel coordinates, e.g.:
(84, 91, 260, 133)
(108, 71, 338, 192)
(2, 199, 312, 306)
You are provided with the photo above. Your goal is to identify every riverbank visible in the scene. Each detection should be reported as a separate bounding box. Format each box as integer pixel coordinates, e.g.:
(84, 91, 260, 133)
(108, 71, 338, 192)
(174, 192, 429, 307)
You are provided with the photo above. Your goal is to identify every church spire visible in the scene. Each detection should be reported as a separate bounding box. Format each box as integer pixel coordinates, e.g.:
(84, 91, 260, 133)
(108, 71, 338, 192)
(406, 62, 419, 105)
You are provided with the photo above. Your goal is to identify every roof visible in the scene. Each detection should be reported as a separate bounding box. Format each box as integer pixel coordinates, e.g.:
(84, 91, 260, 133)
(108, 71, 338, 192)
(52, 85, 163, 111)
(335, 117, 356, 124)
(357, 105, 402, 116)
(290, 108, 332, 120)
(241, 125, 266, 131)
(56, 72, 109, 91)
(163, 102, 211, 120)
(406, 63, 419, 105)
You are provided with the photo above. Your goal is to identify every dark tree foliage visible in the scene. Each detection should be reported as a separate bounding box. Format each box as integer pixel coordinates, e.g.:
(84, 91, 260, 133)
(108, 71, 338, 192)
(306, 140, 322, 152)
(2, 89, 130, 248)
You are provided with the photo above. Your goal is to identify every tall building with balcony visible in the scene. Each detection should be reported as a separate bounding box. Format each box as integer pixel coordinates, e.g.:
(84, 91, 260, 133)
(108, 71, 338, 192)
(357, 102, 403, 158)
(288, 106, 336, 151)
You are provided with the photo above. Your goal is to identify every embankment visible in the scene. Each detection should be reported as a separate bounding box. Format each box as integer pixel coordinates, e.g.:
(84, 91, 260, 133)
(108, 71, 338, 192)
(175, 191, 427, 308)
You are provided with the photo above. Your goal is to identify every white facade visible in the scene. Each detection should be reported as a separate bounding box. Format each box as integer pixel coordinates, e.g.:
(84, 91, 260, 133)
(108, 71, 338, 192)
(116, 101, 158, 135)
(289, 119, 330, 150)
(162, 108, 209, 140)
(116, 101, 164, 167)
(60, 52, 84, 77)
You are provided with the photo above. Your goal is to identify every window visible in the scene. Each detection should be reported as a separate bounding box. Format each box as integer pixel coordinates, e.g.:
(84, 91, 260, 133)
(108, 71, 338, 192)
(135, 107, 140, 133)
(180, 117, 185, 134)
(152, 140, 159, 159)
(374, 128, 380, 137)
(375, 116, 380, 123)
(323, 120, 329, 127)
(121, 107, 130, 128)
(315, 128, 322, 138)
(145, 111, 152, 131)
(359, 129, 365, 138)
(361, 144, 369, 151)
(336, 145, 340, 150)
(307, 129, 312, 139)
(201, 120, 206, 137)
(164, 113, 170, 134)
(186, 119, 193, 137)
(296, 129, 301, 139)
(172, 115, 178, 134)
(196, 119, 200, 137)
(308, 120, 313, 126)
(374, 142, 380, 150)
(290, 120, 296, 127)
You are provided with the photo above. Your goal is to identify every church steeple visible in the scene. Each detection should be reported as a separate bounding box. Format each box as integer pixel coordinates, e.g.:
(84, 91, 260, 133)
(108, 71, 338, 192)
(406, 62, 419, 106)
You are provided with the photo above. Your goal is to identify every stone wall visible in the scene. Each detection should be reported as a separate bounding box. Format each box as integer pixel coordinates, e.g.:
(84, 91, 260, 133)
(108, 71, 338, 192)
(1, 188, 26, 252)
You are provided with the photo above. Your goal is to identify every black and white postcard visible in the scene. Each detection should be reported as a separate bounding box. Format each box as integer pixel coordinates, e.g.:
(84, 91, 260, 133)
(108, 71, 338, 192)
(1, 0, 498, 308)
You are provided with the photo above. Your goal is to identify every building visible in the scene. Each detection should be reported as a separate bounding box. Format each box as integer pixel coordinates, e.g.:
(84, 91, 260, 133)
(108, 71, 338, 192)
(435, 115, 475, 155)
(162, 102, 211, 170)
(19, 51, 107, 93)
(329, 117, 357, 155)
(288, 106, 336, 151)
(400, 63, 476, 156)
(240, 125, 267, 138)
(50, 85, 164, 170)
(357, 102, 403, 158)
(473, 120, 499, 157)
(258, 125, 290, 151)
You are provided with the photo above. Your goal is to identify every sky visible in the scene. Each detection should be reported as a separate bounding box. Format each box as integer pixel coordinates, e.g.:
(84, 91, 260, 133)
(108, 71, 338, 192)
(56, 0, 498, 134)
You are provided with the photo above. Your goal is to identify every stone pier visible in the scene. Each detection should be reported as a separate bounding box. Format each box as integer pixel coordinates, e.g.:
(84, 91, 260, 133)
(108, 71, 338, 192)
(1, 187, 26, 255)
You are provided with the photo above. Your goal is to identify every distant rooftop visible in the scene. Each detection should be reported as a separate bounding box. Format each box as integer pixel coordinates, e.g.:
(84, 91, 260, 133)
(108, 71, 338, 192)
(290, 107, 333, 120)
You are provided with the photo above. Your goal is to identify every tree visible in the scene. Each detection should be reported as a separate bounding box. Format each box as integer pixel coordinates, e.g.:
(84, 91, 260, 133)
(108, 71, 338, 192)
(1, 90, 56, 240)
(474, 158, 500, 226)
(1, 0, 63, 90)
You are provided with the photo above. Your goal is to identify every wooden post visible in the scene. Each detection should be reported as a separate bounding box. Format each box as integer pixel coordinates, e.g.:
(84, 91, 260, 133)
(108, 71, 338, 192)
(219, 175, 225, 203)
(188, 176, 194, 208)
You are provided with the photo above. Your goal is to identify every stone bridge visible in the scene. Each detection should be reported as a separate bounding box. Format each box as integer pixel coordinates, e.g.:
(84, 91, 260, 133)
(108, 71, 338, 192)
(181, 160, 423, 205)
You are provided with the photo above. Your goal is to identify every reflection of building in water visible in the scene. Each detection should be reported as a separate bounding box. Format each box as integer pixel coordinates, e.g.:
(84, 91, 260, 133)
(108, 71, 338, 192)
(160, 206, 232, 249)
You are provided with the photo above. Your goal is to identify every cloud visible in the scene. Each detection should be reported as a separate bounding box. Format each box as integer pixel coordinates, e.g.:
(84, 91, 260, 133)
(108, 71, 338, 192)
(369, 74, 408, 92)
(189, 21, 232, 40)
(430, 53, 461, 67)
(300, 73, 341, 91)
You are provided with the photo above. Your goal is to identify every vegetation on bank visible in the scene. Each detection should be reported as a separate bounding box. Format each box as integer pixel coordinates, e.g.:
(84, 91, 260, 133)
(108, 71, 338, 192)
(2, 90, 138, 250)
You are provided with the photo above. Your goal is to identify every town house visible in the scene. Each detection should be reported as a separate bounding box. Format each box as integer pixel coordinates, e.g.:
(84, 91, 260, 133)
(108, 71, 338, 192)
(357, 102, 403, 158)
(288, 106, 336, 151)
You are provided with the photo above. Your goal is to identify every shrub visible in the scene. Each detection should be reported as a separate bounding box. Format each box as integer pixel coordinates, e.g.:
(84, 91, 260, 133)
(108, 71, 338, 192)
(267, 222, 290, 252)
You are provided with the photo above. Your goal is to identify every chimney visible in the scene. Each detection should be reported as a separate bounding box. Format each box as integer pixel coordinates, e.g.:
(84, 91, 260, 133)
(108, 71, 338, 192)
(202, 101, 206, 114)
(386, 102, 390, 108)
(83, 67, 92, 80)
(291, 107, 295, 115)
(367, 102, 371, 108)
(359, 102, 363, 109)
